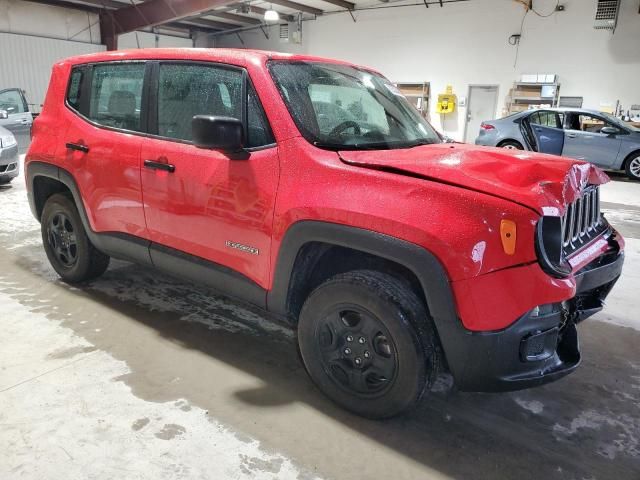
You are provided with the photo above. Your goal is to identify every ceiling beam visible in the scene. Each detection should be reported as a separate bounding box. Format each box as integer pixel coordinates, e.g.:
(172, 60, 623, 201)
(236, 4, 295, 22)
(27, 0, 223, 32)
(178, 16, 242, 29)
(268, 0, 323, 16)
(316, 0, 354, 9)
(102, 0, 239, 36)
(203, 10, 263, 24)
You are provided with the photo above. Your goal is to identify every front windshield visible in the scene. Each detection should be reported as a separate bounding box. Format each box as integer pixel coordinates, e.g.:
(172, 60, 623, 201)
(268, 61, 441, 150)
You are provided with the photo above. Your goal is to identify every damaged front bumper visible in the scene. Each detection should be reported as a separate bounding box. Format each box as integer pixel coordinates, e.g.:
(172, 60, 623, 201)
(446, 230, 624, 393)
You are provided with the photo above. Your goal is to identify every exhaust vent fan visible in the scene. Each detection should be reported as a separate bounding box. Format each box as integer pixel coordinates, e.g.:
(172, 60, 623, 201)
(279, 23, 289, 43)
(594, 0, 621, 31)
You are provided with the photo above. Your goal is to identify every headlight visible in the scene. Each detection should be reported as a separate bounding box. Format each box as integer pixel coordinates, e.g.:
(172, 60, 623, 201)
(535, 216, 571, 278)
(0, 134, 17, 149)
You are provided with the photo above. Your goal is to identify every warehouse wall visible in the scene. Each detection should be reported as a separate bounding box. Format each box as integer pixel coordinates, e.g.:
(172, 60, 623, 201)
(216, 0, 640, 141)
(0, 0, 101, 43)
(0, 32, 105, 112)
(0, 0, 194, 111)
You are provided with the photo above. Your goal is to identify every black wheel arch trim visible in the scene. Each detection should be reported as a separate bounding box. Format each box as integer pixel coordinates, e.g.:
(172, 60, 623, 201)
(267, 221, 477, 381)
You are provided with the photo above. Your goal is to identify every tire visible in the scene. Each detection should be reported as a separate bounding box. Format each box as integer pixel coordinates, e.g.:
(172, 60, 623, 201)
(625, 153, 640, 181)
(41, 193, 110, 283)
(498, 140, 524, 150)
(297, 270, 438, 419)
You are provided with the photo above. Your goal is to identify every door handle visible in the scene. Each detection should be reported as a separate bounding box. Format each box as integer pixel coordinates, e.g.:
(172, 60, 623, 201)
(566, 134, 577, 138)
(66, 142, 90, 153)
(144, 159, 175, 173)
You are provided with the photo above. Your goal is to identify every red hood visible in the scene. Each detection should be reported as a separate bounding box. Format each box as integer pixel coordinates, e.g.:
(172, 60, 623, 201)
(339, 143, 609, 215)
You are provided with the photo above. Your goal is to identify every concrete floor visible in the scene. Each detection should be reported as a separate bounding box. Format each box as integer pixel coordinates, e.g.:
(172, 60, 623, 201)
(1, 158, 639, 480)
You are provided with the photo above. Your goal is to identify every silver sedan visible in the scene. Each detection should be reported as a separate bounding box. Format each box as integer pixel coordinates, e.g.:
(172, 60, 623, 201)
(475, 108, 640, 181)
(0, 125, 19, 185)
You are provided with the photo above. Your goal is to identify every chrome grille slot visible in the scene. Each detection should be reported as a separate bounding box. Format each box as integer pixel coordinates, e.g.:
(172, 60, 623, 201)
(560, 185, 603, 256)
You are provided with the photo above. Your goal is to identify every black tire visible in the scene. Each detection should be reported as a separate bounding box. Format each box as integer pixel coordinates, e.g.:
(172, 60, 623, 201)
(498, 140, 524, 150)
(298, 270, 438, 419)
(624, 152, 640, 181)
(41, 193, 110, 283)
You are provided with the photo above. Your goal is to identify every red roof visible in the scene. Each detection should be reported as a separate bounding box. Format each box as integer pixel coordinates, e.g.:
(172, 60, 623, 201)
(60, 48, 370, 70)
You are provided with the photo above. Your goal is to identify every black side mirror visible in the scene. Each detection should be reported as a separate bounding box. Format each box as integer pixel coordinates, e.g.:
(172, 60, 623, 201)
(192, 115, 244, 152)
(600, 126, 620, 135)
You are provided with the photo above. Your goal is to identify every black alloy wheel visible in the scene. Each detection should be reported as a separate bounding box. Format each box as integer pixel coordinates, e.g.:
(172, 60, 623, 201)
(47, 212, 78, 269)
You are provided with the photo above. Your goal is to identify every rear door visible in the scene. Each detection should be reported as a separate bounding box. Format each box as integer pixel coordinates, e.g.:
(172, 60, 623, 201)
(521, 110, 564, 155)
(0, 88, 33, 152)
(61, 62, 148, 238)
(140, 61, 279, 288)
(562, 112, 622, 167)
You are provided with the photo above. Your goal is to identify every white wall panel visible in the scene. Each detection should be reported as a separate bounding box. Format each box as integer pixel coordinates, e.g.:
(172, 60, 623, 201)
(0, 0, 101, 43)
(216, 0, 640, 141)
(0, 32, 105, 112)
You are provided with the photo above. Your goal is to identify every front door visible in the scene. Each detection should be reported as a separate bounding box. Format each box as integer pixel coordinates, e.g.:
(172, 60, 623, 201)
(0, 88, 33, 153)
(522, 110, 564, 155)
(562, 112, 623, 168)
(140, 62, 279, 288)
(464, 85, 498, 143)
(61, 62, 148, 237)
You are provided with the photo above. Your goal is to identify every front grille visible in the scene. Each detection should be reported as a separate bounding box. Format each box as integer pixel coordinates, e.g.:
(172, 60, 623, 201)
(561, 185, 605, 256)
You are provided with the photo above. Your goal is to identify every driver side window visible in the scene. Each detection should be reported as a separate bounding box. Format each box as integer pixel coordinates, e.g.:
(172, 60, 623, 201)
(0, 89, 27, 115)
(576, 114, 614, 134)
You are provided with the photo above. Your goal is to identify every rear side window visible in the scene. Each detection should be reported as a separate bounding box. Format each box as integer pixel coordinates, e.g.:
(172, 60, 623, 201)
(88, 63, 146, 132)
(157, 63, 273, 148)
(530, 111, 561, 129)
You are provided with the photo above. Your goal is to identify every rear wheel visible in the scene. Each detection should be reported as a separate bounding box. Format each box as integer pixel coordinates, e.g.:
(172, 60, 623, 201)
(297, 270, 438, 419)
(499, 140, 524, 150)
(41, 193, 110, 283)
(625, 153, 640, 181)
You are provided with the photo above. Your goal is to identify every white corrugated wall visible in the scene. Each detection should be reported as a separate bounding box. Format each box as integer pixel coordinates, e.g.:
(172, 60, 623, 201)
(0, 32, 105, 113)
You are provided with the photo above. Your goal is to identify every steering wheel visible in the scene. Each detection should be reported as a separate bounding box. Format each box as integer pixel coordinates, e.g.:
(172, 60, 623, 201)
(329, 121, 361, 137)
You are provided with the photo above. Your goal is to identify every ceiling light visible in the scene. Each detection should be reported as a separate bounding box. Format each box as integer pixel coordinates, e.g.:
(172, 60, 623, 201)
(264, 7, 279, 22)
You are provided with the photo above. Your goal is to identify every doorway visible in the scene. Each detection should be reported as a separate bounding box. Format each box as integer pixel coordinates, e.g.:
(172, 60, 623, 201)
(464, 85, 499, 143)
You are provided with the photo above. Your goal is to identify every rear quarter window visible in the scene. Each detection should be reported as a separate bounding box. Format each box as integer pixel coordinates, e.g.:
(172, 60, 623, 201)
(66, 69, 84, 111)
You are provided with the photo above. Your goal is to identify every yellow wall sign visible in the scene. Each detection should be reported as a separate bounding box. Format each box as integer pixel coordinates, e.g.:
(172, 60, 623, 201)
(436, 85, 457, 114)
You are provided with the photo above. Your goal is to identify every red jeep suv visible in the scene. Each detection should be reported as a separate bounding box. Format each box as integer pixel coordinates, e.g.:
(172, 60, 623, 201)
(26, 49, 624, 418)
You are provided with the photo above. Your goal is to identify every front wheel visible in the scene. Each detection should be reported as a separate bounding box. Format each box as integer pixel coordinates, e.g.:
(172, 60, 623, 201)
(297, 270, 438, 419)
(41, 193, 110, 283)
(625, 154, 640, 181)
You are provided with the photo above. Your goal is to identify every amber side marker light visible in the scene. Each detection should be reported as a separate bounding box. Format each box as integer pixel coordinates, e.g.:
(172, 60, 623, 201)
(501, 220, 517, 255)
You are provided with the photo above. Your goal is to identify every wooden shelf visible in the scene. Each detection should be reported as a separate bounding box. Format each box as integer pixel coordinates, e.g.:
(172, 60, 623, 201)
(506, 80, 560, 114)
